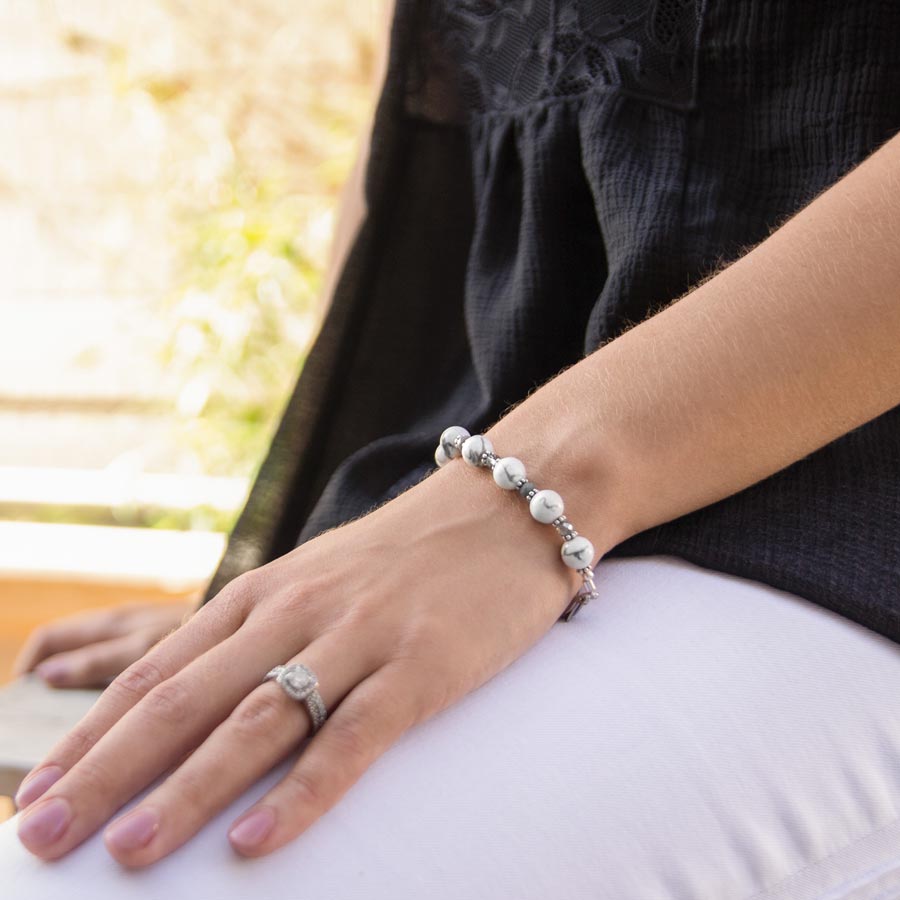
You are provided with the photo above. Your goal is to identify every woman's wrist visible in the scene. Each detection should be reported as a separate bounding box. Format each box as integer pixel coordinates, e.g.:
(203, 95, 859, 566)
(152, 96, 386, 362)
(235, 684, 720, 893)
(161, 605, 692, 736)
(480, 395, 635, 561)
(396, 439, 596, 620)
(410, 413, 630, 619)
(456, 131, 900, 559)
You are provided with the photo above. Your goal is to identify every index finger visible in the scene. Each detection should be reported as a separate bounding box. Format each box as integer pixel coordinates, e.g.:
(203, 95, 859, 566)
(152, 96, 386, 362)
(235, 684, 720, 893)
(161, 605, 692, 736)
(13, 586, 248, 810)
(15, 614, 300, 860)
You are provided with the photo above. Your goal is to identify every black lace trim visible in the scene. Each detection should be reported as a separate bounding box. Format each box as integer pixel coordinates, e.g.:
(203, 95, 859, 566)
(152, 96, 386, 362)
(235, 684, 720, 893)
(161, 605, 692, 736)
(425, 0, 704, 115)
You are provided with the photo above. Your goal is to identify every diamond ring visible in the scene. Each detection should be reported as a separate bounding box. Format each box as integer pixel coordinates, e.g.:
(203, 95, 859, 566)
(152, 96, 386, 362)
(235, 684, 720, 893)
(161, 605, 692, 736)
(263, 663, 328, 734)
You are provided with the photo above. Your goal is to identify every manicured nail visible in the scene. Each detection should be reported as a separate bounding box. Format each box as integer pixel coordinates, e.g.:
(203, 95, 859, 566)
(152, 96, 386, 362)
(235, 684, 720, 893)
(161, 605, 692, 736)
(105, 807, 160, 852)
(15, 765, 64, 809)
(36, 661, 69, 684)
(228, 807, 275, 849)
(17, 796, 72, 849)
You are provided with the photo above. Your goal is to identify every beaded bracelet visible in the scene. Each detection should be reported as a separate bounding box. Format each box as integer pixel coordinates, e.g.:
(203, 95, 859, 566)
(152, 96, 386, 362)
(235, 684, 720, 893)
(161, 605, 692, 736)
(434, 425, 600, 622)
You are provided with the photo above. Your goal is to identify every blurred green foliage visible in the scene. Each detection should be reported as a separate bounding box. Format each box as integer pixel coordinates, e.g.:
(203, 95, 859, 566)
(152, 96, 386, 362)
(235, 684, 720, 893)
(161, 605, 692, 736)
(159, 168, 325, 481)
(3, 1, 378, 533)
(0, 503, 233, 532)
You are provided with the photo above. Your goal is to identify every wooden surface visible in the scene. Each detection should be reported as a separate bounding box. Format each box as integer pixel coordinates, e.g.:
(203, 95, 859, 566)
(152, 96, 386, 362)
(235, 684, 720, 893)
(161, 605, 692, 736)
(0, 576, 200, 685)
(0, 675, 103, 796)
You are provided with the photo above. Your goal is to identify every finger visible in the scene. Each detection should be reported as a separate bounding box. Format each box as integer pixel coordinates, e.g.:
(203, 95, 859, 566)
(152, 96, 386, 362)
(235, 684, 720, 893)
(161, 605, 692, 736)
(228, 663, 418, 857)
(100, 628, 383, 867)
(34, 632, 151, 689)
(15, 608, 314, 860)
(11, 608, 134, 677)
(14, 581, 250, 811)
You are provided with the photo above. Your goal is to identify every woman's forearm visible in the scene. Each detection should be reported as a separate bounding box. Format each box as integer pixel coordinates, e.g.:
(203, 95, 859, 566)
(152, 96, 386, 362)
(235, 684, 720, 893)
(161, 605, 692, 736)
(450, 130, 900, 559)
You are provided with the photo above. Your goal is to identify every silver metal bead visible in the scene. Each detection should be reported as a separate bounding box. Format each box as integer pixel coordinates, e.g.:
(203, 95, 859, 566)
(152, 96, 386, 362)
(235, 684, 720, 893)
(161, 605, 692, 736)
(561, 535, 595, 569)
(440, 425, 470, 459)
(461, 434, 493, 467)
(529, 489, 565, 524)
(517, 480, 537, 498)
(492, 456, 526, 490)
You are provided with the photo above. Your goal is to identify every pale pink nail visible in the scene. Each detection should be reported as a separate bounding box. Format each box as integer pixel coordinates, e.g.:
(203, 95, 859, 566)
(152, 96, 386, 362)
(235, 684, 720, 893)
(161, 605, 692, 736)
(105, 808, 160, 852)
(17, 796, 72, 849)
(36, 661, 69, 684)
(228, 807, 275, 848)
(14, 765, 64, 809)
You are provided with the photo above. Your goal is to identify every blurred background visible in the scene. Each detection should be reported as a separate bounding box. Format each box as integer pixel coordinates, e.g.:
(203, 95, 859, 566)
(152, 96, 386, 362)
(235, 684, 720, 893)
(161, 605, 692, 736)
(0, 0, 383, 693)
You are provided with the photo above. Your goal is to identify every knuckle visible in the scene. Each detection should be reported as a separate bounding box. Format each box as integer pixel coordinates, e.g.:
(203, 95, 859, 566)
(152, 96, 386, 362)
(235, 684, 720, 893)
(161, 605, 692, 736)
(384, 658, 452, 725)
(109, 657, 167, 705)
(230, 691, 285, 737)
(170, 763, 211, 810)
(284, 768, 326, 809)
(142, 678, 193, 726)
(326, 708, 376, 762)
(53, 721, 104, 767)
(70, 753, 114, 795)
(216, 570, 263, 612)
(335, 597, 380, 634)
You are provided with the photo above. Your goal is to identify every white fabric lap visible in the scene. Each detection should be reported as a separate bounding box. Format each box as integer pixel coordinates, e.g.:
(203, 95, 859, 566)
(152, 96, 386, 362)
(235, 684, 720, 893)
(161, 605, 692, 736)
(5, 555, 900, 900)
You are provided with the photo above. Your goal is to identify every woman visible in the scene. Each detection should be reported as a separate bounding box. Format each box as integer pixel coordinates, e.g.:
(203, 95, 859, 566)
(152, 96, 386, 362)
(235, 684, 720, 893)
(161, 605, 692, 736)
(5, 0, 900, 896)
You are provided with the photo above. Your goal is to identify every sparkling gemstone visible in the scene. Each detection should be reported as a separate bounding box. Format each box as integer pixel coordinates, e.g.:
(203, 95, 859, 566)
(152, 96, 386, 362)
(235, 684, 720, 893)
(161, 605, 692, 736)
(281, 665, 317, 700)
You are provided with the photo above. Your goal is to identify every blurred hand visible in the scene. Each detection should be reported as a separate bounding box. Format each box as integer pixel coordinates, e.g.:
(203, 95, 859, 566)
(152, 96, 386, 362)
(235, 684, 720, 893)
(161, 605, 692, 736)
(11, 600, 198, 689)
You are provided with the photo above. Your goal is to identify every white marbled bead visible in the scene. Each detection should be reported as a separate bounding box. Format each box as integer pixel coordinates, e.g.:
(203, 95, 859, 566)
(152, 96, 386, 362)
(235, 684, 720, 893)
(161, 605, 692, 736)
(560, 535, 594, 569)
(492, 456, 526, 490)
(529, 489, 564, 524)
(440, 425, 470, 459)
(434, 444, 450, 468)
(461, 434, 493, 467)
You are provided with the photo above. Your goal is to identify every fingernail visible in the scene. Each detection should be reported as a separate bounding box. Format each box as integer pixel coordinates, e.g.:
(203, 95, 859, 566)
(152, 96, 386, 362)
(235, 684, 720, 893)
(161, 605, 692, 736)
(14, 765, 64, 809)
(105, 807, 160, 852)
(228, 807, 275, 849)
(17, 796, 72, 849)
(36, 661, 69, 684)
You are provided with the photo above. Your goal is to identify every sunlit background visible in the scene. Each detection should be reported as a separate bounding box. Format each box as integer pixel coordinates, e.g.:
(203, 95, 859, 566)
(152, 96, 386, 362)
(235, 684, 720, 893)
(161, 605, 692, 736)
(0, 0, 382, 693)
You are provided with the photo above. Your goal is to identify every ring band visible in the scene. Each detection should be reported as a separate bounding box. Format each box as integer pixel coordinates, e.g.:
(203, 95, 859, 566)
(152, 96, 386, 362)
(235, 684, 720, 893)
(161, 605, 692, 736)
(263, 663, 328, 734)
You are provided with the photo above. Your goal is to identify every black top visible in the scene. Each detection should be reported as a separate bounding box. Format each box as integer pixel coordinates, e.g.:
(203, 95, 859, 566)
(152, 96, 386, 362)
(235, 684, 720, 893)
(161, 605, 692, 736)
(202, 0, 900, 643)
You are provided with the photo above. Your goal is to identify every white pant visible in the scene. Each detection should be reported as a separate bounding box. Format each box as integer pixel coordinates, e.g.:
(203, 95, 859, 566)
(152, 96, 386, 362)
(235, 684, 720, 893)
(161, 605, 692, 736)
(5, 555, 900, 900)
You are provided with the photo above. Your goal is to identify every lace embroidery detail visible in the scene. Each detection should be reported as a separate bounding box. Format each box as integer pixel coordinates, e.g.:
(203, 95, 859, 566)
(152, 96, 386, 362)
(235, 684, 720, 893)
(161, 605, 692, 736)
(427, 0, 704, 115)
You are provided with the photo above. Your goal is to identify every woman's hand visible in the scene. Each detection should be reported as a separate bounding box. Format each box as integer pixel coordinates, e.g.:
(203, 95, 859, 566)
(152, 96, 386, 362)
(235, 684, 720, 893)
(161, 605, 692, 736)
(13, 457, 605, 867)
(11, 601, 198, 689)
